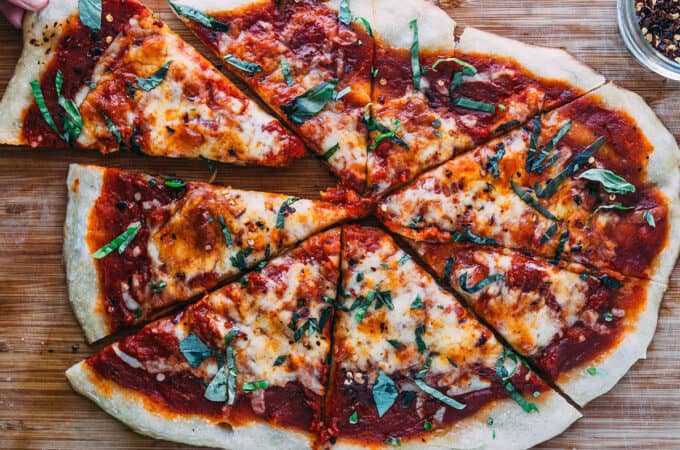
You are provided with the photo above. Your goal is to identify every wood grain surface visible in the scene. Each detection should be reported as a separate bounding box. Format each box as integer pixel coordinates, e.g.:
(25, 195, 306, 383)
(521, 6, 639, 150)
(1, 0, 679, 448)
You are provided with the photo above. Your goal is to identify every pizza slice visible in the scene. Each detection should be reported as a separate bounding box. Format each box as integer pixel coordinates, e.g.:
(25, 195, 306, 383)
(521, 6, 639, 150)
(378, 82, 680, 282)
(368, 3, 605, 196)
(66, 228, 340, 449)
(0, 0, 305, 166)
(406, 239, 668, 406)
(64, 164, 369, 342)
(323, 225, 580, 449)
(170, 0, 374, 191)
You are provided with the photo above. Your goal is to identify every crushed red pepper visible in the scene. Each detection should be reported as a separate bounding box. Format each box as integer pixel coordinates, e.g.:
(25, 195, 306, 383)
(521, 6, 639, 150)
(636, 0, 680, 63)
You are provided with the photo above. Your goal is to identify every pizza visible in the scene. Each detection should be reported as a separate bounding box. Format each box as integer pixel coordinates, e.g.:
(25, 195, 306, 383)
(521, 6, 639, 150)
(405, 239, 666, 406)
(170, 0, 374, 191)
(67, 228, 341, 449)
(378, 82, 680, 283)
(0, 0, 305, 166)
(64, 164, 369, 342)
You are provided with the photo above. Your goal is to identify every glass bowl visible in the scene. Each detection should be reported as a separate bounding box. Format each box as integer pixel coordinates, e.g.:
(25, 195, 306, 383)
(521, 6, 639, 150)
(617, 0, 680, 81)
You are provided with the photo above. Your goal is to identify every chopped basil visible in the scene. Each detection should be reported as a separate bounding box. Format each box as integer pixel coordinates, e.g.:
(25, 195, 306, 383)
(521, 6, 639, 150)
(487, 417, 494, 426)
(273, 355, 287, 366)
(242, 380, 269, 393)
(400, 391, 417, 407)
(230, 247, 253, 271)
(510, 180, 559, 222)
(216, 215, 233, 247)
(164, 178, 186, 188)
(585, 204, 634, 228)
(447, 357, 457, 368)
(539, 222, 559, 245)
(169, 0, 228, 31)
(533, 136, 606, 199)
(432, 57, 477, 74)
(224, 327, 240, 345)
(281, 79, 339, 125)
(450, 228, 498, 246)
(452, 97, 496, 113)
(200, 156, 217, 181)
(385, 437, 402, 447)
(351, 291, 373, 322)
(148, 280, 167, 293)
(410, 295, 424, 310)
(56, 71, 83, 144)
(550, 231, 569, 265)
(398, 254, 411, 265)
(459, 273, 505, 294)
(598, 274, 623, 289)
(363, 105, 409, 149)
(321, 143, 340, 161)
(486, 143, 505, 179)
(179, 333, 212, 368)
(505, 378, 539, 413)
(374, 288, 394, 310)
(577, 168, 636, 195)
(334, 86, 352, 101)
(373, 369, 398, 417)
(643, 210, 656, 228)
(526, 115, 542, 172)
(225, 346, 238, 404)
(409, 215, 423, 229)
(369, 119, 403, 151)
(387, 339, 405, 350)
(92, 222, 141, 259)
(136, 61, 172, 91)
(415, 324, 427, 354)
(423, 420, 433, 430)
(349, 411, 359, 424)
(414, 379, 466, 410)
(204, 365, 228, 402)
(356, 272, 364, 282)
(30, 80, 61, 137)
(338, 0, 351, 25)
(79, 0, 101, 32)
(281, 59, 295, 86)
(224, 54, 262, 75)
(354, 16, 373, 36)
(443, 256, 455, 283)
(496, 349, 538, 413)
(293, 313, 325, 342)
(416, 357, 431, 380)
(528, 121, 572, 173)
(276, 197, 300, 229)
(102, 113, 123, 147)
(493, 119, 521, 136)
(587, 367, 597, 376)
(409, 19, 421, 90)
(603, 312, 613, 322)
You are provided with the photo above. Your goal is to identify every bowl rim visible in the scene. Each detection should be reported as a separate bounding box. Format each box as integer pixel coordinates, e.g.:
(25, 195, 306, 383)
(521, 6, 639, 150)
(617, 0, 680, 81)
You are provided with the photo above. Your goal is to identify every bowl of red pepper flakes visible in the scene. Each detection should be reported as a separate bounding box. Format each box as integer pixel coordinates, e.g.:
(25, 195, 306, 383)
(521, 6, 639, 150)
(618, 0, 680, 80)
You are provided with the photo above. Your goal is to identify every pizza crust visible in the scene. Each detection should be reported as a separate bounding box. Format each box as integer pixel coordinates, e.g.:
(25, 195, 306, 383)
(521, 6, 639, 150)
(333, 390, 581, 450)
(65, 361, 314, 450)
(372, 0, 456, 52)
(557, 280, 668, 406)
(0, 0, 77, 145)
(63, 164, 109, 343)
(457, 27, 605, 96)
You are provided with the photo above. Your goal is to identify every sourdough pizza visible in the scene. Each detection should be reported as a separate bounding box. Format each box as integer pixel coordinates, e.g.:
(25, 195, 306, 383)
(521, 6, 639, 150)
(324, 226, 580, 449)
(406, 239, 667, 406)
(0, 0, 305, 165)
(65, 164, 369, 342)
(67, 228, 341, 449)
(170, 0, 374, 191)
(378, 83, 680, 282)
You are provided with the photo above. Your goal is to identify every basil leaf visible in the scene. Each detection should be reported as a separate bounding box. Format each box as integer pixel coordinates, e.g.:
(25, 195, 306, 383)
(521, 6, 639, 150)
(224, 54, 262, 75)
(226, 346, 238, 404)
(164, 178, 185, 188)
(414, 379, 466, 410)
(385, 437, 402, 447)
(30, 80, 61, 138)
(276, 197, 300, 229)
(423, 420, 433, 430)
(352, 292, 373, 322)
(539, 222, 559, 245)
(79, 0, 101, 32)
(354, 16, 373, 36)
(410, 295, 424, 310)
(334, 86, 352, 101)
(409, 19, 421, 90)
(452, 97, 496, 113)
(510, 180, 559, 222)
(526, 115, 542, 171)
(242, 380, 269, 393)
(217, 215, 233, 247)
(349, 411, 359, 424)
(550, 231, 569, 265)
(102, 113, 123, 147)
(363, 104, 410, 149)
(148, 280, 167, 293)
(504, 378, 539, 413)
(369, 119, 402, 151)
(598, 274, 623, 289)
(459, 273, 505, 294)
(432, 57, 477, 75)
(373, 370, 398, 417)
(169, 0, 228, 31)
(387, 339, 405, 350)
(282, 79, 338, 125)
(486, 143, 505, 179)
(585, 204, 634, 228)
(577, 168, 636, 195)
(230, 247, 253, 271)
(92, 222, 141, 259)
(200, 156, 217, 182)
(294, 317, 320, 342)
(273, 355, 287, 366)
(587, 367, 597, 375)
(281, 59, 295, 86)
(338, 0, 351, 25)
(643, 210, 656, 228)
(529, 120, 571, 173)
(398, 254, 411, 266)
(450, 228, 498, 246)
(136, 61, 172, 91)
(495, 349, 539, 413)
(204, 365, 228, 402)
(415, 324, 426, 354)
(179, 333, 212, 368)
(374, 288, 394, 310)
(493, 119, 520, 136)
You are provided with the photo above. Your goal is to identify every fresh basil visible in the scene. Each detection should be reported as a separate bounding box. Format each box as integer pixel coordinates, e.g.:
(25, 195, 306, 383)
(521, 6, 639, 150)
(242, 380, 269, 393)
(526, 115, 542, 171)
(338, 0, 351, 25)
(102, 113, 123, 147)
(355, 16, 373, 36)
(79, 0, 101, 32)
(136, 61, 172, 91)
(169, 0, 228, 31)
(459, 272, 505, 294)
(387, 339, 405, 350)
(415, 325, 427, 354)
(373, 370, 398, 417)
(486, 143, 505, 179)
(230, 247, 253, 271)
(363, 105, 410, 149)
(398, 254, 411, 266)
(409, 19, 421, 90)
(510, 180, 559, 222)
(452, 97, 496, 113)
(56, 71, 83, 143)
(374, 288, 394, 310)
(217, 215, 233, 247)
(423, 420, 433, 430)
(224, 54, 262, 75)
(587, 367, 597, 376)
(598, 274, 623, 289)
(432, 57, 477, 74)
(276, 197, 300, 229)
(164, 178, 186, 188)
(443, 256, 456, 284)
(369, 119, 402, 151)
(200, 156, 217, 181)
(385, 437, 402, 447)
(585, 204, 634, 228)
(179, 333, 212, 368)
(539, 222, 559, 245)
(550, 231, 569, 265)
(92, 222, 141, 259)
(495, 349, 538, 413)
(410, 295, 424, 310)
(334, 86, 352, 101)
(643, 210, 656, 228)
(273, 355, 287, 366)
(577, 168, 636, 195)
(493, 119, 521, 136)
(351, 290, 373, 322)
(282, 79, 339, 125)
(528, 121, 572, 173)
(30, 80, 62, 137)
(204, 365, 228, 402)
(603, 312, 614, 322)
(349, 411, 359, 424)
(148, 280, 167, 293)
(293, 316, 320, 342)
(450, 228, 498, 246)
(226, 346, 238, 404)
(281, 59, 295, 86)
(415, 379, 466, 410)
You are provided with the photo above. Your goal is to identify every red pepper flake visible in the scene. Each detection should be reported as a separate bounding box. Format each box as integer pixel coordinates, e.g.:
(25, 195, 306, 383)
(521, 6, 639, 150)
(636, 0, 680, 63)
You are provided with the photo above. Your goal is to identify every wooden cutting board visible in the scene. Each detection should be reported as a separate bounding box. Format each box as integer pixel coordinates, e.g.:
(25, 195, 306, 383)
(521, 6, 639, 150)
(1, 1, 679, 448)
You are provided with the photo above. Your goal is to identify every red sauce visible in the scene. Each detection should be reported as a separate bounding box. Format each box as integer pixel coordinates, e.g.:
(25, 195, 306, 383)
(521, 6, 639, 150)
(89, 168, 186, 331)
(22, 0, 147, 146)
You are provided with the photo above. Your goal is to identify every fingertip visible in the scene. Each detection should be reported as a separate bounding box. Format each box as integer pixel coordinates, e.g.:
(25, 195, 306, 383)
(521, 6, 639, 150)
(10, 0, 48, 12)
(0, 3, 25, 28)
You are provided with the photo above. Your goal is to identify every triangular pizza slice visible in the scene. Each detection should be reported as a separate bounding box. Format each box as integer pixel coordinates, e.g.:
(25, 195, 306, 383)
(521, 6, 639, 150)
(64, 164, 369, 342)
(170, 0, 374, 191)
(368, 2, 605, 196)
(66, 228, 340, 449)
(407, 239, 668, 406)
(378, 83, 680, 282)
(323, 225, 580, 449)
(0, 0, 305, 166)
